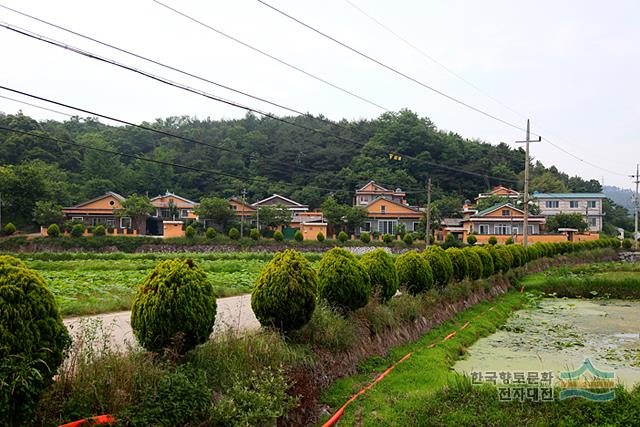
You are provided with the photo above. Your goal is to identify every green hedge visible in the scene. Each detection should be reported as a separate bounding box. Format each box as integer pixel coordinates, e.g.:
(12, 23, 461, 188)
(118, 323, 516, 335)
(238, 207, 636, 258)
(446, 247, 468, 281)
(462, 248, 483, 280)
(318, 247, 370, 312)
(422, 246, 453, 289)
(360, 249, 399, 303)
(396, 250, 433, 295)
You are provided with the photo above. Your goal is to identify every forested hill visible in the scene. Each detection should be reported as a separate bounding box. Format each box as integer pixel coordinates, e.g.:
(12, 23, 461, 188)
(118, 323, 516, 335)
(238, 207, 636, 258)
(0, 109, 602, 226)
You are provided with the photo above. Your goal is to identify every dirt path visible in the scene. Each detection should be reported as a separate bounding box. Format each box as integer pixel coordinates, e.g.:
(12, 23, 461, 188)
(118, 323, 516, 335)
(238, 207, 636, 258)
(63, 294, 259, 350)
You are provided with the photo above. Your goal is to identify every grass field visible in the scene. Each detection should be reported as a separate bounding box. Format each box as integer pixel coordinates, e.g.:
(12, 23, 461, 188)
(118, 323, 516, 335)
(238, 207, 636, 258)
(19, 255, 272, 317)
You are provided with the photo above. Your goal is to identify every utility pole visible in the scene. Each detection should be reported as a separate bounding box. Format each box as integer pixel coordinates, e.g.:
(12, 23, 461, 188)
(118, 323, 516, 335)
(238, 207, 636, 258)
(240, 188, 247, 238)
(633, 164, 639, 251)
(515, 119, 541, 247)
(0, 192, 3, 231)
(425, 178, 432, 246)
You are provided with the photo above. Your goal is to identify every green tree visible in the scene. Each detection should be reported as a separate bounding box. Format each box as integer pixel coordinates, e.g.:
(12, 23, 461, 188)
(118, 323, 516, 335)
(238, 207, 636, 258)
(257, 205, 291, 229)
(119, 193, 154, 235)
(546, 213, 588, 232)
(194, 197, 235, 230)
(32, 201, 64, 226)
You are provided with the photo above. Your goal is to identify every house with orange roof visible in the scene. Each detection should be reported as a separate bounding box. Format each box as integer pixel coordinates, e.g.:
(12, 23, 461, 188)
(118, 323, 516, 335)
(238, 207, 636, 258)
(62, 192, 131, 230)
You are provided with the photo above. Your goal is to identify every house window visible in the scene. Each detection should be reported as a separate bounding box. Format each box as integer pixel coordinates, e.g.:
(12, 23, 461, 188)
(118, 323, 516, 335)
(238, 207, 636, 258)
(501, 209, 511, 217)
(589, 217, 597, 227)
(72, 216, 84, 223)
(495, 225, 511, 235)
(378, 220, 397, 235)
(120, 217, 132, 229)
(360, 196, 366, 203)
(528, 225, 536, 235)
(588, 201, 597, 208)
(412, 222, 421, 232)
(478, 225, 490, 235)
(512, 226, 520, 235)
(545, 201, 559, 208)
(180, 209, 189, 218)
(361, 222, 371, 232)
(570, 201, 579, 208)
(380, 205, 386, 213)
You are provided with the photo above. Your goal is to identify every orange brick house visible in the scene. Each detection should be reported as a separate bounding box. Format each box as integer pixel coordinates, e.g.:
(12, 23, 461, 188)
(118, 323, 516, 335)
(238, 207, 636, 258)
(150, 191, 198, 221)
(359, 196, 423, 236)
(229, 197, 257, 224)
(63, 192, 131, 230)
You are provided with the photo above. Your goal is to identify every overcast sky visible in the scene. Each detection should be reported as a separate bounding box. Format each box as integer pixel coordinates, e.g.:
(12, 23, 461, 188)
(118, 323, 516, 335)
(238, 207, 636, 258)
(1, 0, 638, 189)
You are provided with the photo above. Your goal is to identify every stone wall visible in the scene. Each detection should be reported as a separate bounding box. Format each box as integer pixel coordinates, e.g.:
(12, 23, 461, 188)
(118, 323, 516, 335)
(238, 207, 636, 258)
(619, 251, 640, 262)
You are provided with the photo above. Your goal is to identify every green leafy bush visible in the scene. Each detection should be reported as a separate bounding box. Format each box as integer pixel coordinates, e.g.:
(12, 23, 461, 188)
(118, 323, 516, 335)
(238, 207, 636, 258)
(316, 231, 325, 242)
(318, 247, 370, 312)
(185, 225, 196, 239)
(338, 231, 349, 243)
(472, 247, 494, 278)
(273, 230, 284, 241)
(250, 228, 260, 241)
(47, 223, 60, 238)
(0, 256, 70, 425)
(403, 233, 414, 246)
(422, 246, 453, 289)
(360, 232, 371, 243)
(622, 239, 633, 250)
(131, 259, 217, 353)
(507, 244, 527, 267)
(3, 222, 16, 235)
(488, 236, 498, 245)
(251, 250, 318, 332)
(294, 230, 304, 242)
(466, 234, 477, 245)
(360, 249, 398, 303)
(93, 225, 106, 237)
(228, 227, 240, 240)
(205, 227, 216, 239)
(462, 247, 483, 280)
(505, 237, 514, 245)
(383, 233, 393, 244)
(495, 246, 514, 271)
(486, 245, 508, 273)
(70, 224, 84, 238)
(446, 247, 468, 281)
(395, 250, 433, 295)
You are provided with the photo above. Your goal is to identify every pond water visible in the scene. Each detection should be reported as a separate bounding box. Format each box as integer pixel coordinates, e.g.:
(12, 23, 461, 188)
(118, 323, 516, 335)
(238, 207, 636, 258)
(454, 299, 640, 388)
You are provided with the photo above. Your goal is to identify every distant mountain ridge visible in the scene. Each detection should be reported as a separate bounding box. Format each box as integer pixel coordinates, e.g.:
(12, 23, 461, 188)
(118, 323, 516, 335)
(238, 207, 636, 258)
(604, 185, 635, 211)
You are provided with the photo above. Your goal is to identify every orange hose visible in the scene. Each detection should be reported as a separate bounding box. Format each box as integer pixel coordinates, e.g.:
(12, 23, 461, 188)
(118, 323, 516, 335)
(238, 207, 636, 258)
(59, 414, 116, 427)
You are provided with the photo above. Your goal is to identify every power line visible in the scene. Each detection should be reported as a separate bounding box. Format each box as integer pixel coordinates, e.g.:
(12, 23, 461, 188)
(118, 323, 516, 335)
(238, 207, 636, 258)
(151, 0, 389, 112)
(0, 93, 72, 117)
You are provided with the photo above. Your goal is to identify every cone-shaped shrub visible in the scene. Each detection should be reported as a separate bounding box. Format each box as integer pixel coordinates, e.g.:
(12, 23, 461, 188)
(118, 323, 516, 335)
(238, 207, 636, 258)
(249, 228, 260, 241)
(185, 225, 196, 239)
(0, 256, 70, 425)
(360, 232, 371, 243)
(47, 223, 60, 238)
(446, 247, 468, 281)
(294, 230, 304, 242)
(273, 230, 284, 241)
(70, 223, 84, 238)
(361, 249, 398, 303)
(422, 246, 453, 289)
(338, 231, 349, 243)
(509, 244, 527, 267)
(383, 233, 393, 244)
(472, 247, 494, 278)
(396, 250, 433, 295)
(251, 250, 318, 332)
(466, 234, 477, 245)
(93, 225, 106, 236)
(131, 259, 217, 353)
(462, 247, 483, 280)
(318, 247, 370, 312)
(316, 231, 325, 242)
(205, 227, 216, 239)
(488, 236, 498, 245)
(495, 246, 514, 272)
(228, 227, 240, 240)
(486, 245, 507, 273)
(403, 233, 414, 246)
(3, 222, 16, 235)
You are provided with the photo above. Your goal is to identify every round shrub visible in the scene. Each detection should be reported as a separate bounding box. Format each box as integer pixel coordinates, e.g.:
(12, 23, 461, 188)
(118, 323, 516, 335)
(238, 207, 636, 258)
(250, 228, 260, 241)
(360, 249, 398, 303)
(396, 250, 433, 295)
(360, 232, 371, 244)
(228, 227, 240, 240)
(622, 239, 633, 250)
(403, 233, 414, 246)
(46, 223, 60, 238)
(462, 247, 483, 280)
(495, 246, 514, 272)
(488, 236, 498, 246)
(505, 237, 514, 245)
(3, 222, 16, 235)
(446, 247, 468, 281)
(466, 234, 477, 245)
(251, 250, 317, 332)
(338, 231, 349, 243)
(185, 225, 196, 239)
(70, 223, 84, 238)
(205, 227, 216, 239)
(383, 233, 393, 244)
(131, 259, 217, 353)
(294, 230, 304, 242)
(318, 247, 370, 312)
(93, 225, 106, 237)
(486, 245, 507, 273)
(472, 247, 494, 278)
(372, 231, 380, 240)
(273, 230, 284, 241)
(513, 245, 528, 267)
(0, 256, 71, 424)
(316, 231, 325, 242)
(609, 238, 621, 249)
(422, 246, 454, 289)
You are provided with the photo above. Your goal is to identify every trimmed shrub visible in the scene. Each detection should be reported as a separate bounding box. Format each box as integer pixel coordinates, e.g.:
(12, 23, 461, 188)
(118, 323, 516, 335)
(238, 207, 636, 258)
(70, 223, 84, 238)
(446, 247, 469, 281)
(360, 232, 371, 244)
(372, 231, 380, 240)
(422, 246, 453, 289)
(505, 237, 514, 245)
(403, 233, 414, 246)
(466, 234, 477, 245)
(395, 250, 433, 295)
(360, 249, 398, 303)
(273, 230, 284, 241)
(462, 247, 483, 280)
(472, 247, 494, 278)
(488, 236, 498, 246)
(131, 259, 217, 353)
(205, 227, 216, 239)
(316, 231, 325, 242)
(251, 250, 318, 332)
(228, 227, 240, 240)
(47, 223, 60, 238)
(0, 256, 71, 425)
(383, 233, 393, 244)
(294, 230, 304, 242)
(318, 247, 370, 312)
(622, 239, 633, 250)
(338, 231, 349, 243)
(442, 233, 461, 249)
(3, 222, 16, 235)
(250, 228, 260, 241)
(185, 225, 196, 239)
(510, 244, 527, 267)
(495, 246, 514, 272)
(93, 225, 106, 237)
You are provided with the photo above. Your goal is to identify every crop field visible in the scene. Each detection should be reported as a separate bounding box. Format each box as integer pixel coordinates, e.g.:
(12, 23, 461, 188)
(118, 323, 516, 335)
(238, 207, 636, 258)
(16, 254, 276, 317)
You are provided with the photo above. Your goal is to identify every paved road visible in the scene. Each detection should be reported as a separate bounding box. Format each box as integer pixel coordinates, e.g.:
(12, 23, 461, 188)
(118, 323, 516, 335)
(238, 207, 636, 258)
(63, 294, 259, 350)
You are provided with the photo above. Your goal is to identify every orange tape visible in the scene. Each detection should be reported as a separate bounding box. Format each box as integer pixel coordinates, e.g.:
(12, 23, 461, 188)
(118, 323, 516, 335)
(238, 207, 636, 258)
(460, 321, 470, 331)
(59, 415, 116, 427)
